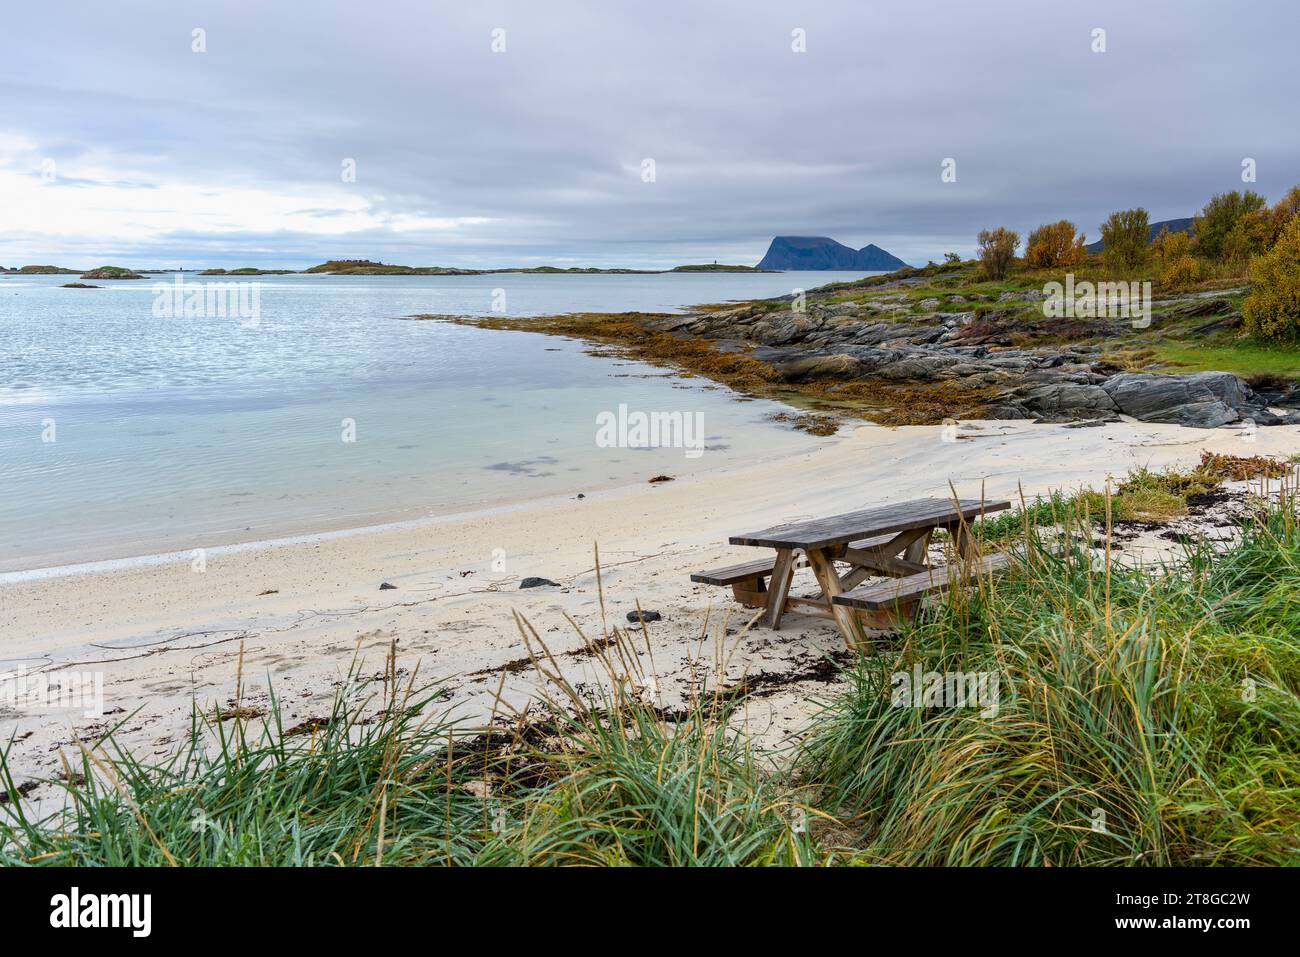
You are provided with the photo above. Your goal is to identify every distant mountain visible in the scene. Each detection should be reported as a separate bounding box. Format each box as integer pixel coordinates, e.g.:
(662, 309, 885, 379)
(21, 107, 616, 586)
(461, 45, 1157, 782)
(1086, 217, 1194, 253)
(756, 236, 908, 271)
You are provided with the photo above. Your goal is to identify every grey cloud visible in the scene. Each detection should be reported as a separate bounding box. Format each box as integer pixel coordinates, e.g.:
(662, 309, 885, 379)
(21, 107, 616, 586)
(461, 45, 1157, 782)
(1, 0, 1297, 268)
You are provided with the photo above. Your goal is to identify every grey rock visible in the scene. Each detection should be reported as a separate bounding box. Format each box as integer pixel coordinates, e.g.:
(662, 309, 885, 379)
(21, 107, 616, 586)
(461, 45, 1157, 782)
(774, 353, 862, 382)
(1101, 372, 1252, 428)
(984, 402, 1032, 419)
(1019, 383, 1119, 415)
(520, 577, 559, 589)
(876, 354, 959, 380)
(626, 610, 662, 623)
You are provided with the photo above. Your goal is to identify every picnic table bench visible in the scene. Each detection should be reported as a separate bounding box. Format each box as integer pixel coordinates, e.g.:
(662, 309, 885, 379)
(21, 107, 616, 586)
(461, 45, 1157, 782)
(696, 497, 1011, 648)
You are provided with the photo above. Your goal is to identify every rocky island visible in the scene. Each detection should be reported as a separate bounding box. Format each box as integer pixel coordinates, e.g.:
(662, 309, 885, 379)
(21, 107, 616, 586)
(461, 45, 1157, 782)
(80, 265, 145, 280)
(756, 236, 909, 271)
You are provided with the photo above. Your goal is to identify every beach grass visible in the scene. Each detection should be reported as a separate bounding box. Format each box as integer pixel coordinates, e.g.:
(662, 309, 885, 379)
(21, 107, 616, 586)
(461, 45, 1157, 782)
(1, 621, 818, 867)
(3, 474, 1298, 867)
(796, 483, 1300, 865)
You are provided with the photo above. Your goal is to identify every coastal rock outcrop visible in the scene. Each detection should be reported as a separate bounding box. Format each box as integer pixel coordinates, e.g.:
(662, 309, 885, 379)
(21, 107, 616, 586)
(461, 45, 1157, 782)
(463, 270, 1298, 430)
(1017, 383, 1119, 420)
(1100, 372, 1256, 428)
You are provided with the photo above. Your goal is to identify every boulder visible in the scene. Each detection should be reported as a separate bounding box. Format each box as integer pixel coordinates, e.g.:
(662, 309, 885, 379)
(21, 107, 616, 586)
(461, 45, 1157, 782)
(984, 402, 1032, 420)
(773, 353, 862, 382)
(1101, 372, 1252, 428)
(876, 354, 959, 380)
(1018, 383, 1119, 417)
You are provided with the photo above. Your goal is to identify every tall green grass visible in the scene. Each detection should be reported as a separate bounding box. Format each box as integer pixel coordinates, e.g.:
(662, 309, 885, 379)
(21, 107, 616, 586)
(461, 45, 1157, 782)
(2, 624, 818, 866)
(796, 490, 1300, 865)
(4, 489, 1298, 866)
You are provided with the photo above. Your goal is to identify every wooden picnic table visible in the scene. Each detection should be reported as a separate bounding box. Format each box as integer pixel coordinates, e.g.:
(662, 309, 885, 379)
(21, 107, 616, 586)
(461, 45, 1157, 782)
(728, 497, 1011, 648)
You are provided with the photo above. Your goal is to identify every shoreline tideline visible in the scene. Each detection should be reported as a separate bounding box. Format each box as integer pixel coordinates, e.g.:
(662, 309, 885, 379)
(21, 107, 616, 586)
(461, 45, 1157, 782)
(4, 419, 1299, 801)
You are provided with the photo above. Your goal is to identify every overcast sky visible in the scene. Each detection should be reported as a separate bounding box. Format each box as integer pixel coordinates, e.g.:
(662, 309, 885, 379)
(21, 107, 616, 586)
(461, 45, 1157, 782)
(2, 1, 1297, 269)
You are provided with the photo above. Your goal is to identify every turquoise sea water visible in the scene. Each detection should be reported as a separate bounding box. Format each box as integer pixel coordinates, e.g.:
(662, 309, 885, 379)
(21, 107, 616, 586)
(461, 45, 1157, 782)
(0, 271, 874, 573)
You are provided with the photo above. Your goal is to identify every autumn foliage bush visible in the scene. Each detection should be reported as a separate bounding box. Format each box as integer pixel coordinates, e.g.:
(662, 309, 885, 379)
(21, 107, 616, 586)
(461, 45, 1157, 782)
(977, 227, 1020, 279)
(1151, 227, 1202, 288)
(1242, 216, 1300, 342)
(1025, 220, 1086, 269)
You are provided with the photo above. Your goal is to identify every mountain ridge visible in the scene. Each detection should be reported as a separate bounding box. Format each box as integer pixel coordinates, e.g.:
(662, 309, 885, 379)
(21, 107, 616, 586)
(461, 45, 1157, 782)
(756, 235, 909, 271)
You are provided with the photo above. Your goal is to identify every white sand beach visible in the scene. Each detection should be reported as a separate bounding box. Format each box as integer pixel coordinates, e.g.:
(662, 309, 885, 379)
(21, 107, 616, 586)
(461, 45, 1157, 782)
(3, 418, 1298, 784)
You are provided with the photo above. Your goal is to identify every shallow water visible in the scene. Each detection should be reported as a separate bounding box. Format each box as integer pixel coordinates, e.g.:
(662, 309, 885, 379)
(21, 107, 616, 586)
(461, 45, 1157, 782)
(0, 271, 874, 573)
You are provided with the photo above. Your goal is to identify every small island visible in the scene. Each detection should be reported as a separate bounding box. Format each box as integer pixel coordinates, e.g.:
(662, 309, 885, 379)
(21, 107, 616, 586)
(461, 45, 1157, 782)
(200, 267, 297, 276)
(81, 265, 145, 280)
(17, 264, 81, 275)
(298, 258, 774, 275)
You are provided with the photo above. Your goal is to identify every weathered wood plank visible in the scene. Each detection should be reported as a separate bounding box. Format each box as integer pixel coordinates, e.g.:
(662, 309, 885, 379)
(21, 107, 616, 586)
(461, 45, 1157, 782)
(690, 558, 781, 586)
(764, 548, 796, 629)
(729, 498, 1010, 550)
(692, 534, 893, 586)
(832, 552, 1012, 610)
(783, 596, 835, 618)
(806, 548, 868, 649)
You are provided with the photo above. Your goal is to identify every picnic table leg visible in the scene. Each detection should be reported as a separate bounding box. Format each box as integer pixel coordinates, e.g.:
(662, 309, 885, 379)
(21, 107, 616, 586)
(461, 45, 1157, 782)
(903, 529, 933, 566)
(764, 548, 796, 630)
(805, 548, 867, 651)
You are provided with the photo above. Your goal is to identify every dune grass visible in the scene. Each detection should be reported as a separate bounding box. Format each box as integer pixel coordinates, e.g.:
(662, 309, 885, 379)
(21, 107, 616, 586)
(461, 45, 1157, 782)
(796, 487, 1300, 865)
(3, 479, 1298, 866)
(1, 615, 819, 867)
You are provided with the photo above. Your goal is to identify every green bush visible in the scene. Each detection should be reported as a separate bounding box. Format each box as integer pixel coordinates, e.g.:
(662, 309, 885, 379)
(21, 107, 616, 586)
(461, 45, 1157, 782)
(1100, 208, 1150, 270)
(1194, 190, 1267, 262)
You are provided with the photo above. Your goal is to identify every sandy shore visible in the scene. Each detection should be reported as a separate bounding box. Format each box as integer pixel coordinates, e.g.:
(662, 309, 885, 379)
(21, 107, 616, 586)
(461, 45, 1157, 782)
(3, 418, 1298, 785)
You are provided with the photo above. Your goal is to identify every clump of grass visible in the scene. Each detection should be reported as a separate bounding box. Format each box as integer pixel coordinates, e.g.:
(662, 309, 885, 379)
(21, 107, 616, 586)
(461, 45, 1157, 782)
(1, 597, 822, 867)
(0, 647, 498, 866)
(796, 490, 1300, 865)
(976, 457, 1290, 535)
(967, 490, 1077, 542)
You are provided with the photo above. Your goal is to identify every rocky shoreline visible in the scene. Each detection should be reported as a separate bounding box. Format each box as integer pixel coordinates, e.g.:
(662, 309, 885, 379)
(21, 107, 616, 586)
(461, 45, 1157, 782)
(435, 264, 1300, 430)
